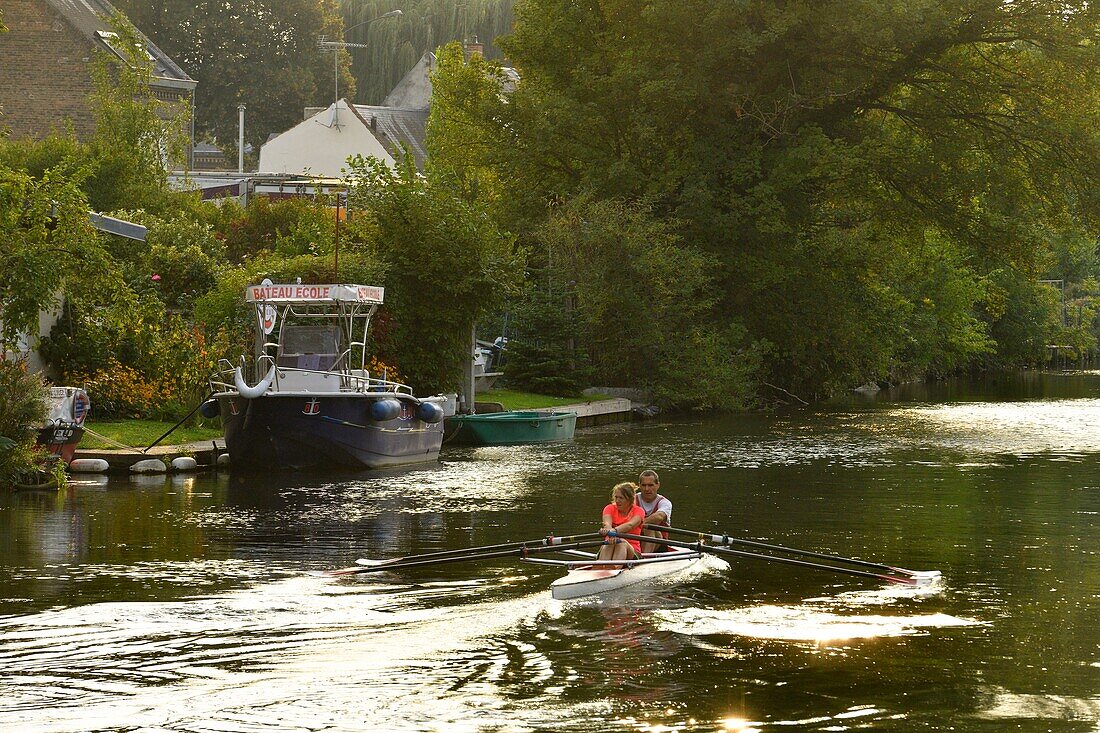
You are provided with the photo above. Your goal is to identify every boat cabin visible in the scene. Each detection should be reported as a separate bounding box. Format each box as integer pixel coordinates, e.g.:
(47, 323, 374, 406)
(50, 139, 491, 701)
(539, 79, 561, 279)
(277, 324, 342, 372)
(242, 283, 398, 394)
(272, 323, 346, 392)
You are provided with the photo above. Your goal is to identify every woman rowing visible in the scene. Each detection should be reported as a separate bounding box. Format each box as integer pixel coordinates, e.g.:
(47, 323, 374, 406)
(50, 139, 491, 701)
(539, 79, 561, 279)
(597, 481, 645, 565)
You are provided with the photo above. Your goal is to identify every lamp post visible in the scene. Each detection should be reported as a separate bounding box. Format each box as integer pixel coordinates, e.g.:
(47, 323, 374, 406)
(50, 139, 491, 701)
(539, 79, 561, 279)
(237, 104, 245, 173)
(318, 9, 402, 115)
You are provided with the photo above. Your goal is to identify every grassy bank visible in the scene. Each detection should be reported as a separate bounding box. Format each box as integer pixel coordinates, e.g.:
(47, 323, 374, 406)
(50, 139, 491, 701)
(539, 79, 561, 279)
(78, 390, 606, 449)
(476, 389, 610, 411)
(81, 421, 223, 450)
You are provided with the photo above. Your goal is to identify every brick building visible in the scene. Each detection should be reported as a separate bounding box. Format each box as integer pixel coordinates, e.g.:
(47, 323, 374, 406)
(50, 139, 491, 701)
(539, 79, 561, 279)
(0, 0, 195, 161)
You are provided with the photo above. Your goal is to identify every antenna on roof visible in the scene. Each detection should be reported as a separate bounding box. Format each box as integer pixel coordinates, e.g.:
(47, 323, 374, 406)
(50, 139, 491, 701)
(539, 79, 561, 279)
(317, 9, 403, 125)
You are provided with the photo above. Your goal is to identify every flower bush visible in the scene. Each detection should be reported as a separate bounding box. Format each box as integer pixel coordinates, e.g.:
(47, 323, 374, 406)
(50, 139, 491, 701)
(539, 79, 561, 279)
(366, 355, 404, 386)
(70, 360, 156, 419)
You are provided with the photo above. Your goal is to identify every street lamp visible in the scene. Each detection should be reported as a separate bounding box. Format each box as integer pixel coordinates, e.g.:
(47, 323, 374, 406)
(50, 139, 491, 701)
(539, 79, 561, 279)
(318, 9, 402, 121)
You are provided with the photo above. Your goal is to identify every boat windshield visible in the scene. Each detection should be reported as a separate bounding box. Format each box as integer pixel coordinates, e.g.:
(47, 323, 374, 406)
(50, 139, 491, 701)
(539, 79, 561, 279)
(277, 325, 343, 371)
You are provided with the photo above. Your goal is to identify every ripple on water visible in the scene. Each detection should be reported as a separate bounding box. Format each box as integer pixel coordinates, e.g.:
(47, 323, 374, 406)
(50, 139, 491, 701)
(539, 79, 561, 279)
(0, 579, 585, 731)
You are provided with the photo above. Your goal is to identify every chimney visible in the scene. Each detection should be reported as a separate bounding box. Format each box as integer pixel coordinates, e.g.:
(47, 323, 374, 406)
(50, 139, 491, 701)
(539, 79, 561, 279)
(464, 35, 484, 60)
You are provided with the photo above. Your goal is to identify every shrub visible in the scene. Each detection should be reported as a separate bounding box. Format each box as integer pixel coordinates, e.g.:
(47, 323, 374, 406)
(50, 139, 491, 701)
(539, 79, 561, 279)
(0, 361, 48, 484)
(70, 360, 156, 420)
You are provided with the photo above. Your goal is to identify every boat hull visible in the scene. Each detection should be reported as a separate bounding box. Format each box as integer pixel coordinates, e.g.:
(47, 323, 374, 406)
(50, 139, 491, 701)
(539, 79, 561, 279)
(36, 423, 85, 465)
(217, 393, 443, 471)
(445, 410, 577, 446)
(549, 548, 701, 600)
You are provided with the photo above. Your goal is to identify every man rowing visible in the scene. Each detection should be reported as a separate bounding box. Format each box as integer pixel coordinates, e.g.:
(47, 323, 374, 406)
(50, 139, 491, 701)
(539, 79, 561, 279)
(635, 469, 672, 553)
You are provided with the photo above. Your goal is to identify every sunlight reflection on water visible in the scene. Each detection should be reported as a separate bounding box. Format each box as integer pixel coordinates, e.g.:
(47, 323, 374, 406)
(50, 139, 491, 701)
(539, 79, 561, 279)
(653, 606, 979, 644)
(0, 575, 582, 732)
(893, 398, 1100, 457)
(2, 377, 1098, 731)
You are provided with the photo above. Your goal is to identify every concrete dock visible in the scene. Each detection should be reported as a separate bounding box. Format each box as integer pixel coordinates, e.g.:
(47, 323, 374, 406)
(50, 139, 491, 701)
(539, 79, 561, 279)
(73, 439, 225, 474)
(536, 397, 633, 427)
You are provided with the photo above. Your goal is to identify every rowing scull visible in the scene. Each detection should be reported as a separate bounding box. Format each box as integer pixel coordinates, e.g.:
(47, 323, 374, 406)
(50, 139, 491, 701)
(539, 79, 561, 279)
(522, 546, 704, 600)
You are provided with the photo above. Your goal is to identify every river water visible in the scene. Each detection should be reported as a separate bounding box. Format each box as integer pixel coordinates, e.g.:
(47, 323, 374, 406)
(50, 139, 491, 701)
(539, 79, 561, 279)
(1, 372, 1097, 732)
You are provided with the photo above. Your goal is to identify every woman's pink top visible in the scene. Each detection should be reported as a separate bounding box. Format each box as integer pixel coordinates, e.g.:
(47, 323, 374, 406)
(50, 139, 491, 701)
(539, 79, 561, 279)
(602, 503, 645, 552)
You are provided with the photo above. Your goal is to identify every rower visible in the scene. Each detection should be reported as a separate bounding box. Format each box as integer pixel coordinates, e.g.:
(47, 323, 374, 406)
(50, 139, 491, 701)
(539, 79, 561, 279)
(636, 469, 672, 553)
(597, 482, 645, 565)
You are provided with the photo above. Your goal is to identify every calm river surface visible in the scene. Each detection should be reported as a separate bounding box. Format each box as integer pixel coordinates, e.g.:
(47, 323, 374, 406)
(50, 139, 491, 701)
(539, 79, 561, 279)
(1, 372, 1097, 732)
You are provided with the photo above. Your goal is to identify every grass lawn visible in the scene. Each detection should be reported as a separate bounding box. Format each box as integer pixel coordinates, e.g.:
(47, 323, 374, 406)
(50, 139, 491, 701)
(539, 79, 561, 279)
(81, 420, 223, 450)
(475, 389, 611, 411)
(78, 390, 607, 448)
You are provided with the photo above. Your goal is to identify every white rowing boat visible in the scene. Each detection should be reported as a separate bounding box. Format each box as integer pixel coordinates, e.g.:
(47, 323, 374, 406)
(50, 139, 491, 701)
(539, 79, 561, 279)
(329, 527, 940, 596)
(522, 546, 703, 600)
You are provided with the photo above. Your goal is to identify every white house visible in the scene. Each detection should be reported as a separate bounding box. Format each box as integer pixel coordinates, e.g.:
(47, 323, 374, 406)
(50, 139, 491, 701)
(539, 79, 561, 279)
(258, 100, 394, 178)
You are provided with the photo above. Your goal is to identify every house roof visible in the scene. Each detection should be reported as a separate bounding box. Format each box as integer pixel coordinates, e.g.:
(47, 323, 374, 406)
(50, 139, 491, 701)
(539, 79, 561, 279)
(44, 0, 195, 89)
(259, 100, 395, 178)
(382, 52, 435, 111)
(352, 105, 429, 171)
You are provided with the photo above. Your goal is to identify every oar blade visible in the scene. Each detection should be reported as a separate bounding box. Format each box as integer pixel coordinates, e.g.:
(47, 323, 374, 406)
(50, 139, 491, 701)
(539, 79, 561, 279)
(327, 565, 371, 576)
(906, 570, 942, 585)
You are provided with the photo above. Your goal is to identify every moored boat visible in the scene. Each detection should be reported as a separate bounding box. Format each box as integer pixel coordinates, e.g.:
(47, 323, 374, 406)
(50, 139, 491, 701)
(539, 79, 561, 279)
(206, 283, 447, 471)
(445, 409, 577, 446)
(37, 387, 91, 464)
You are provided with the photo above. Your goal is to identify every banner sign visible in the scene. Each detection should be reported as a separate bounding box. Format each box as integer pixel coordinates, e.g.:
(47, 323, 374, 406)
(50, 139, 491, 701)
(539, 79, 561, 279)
(246, 284, 384, 304)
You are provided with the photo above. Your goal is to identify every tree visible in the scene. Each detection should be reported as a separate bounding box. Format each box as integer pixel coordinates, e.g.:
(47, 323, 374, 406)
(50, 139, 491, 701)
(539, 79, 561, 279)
(474, 0, 1100, 398)
(426, 42, 512, 209)
(113, 0, 350, 158)
(341, 0, 516, 103)
(537, 197, 760, 407)
(85, 14, 189, 212)
(0, 164, 99, 354)
(344, 154, 523, 393)
(0, 362, 48, 486)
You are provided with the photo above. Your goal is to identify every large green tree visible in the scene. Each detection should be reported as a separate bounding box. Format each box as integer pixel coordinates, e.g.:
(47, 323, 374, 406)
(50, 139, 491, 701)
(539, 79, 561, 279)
(344, 154, 523, 393)
(113, 0, 348, 157)
(445, 0, 1100, 400)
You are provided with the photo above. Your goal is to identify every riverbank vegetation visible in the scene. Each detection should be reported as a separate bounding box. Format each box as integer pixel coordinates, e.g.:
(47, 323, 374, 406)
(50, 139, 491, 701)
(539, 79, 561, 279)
(0, 363, 48, 485)
(2, 0, 1099, 458)
(430, 0, 1100, 405)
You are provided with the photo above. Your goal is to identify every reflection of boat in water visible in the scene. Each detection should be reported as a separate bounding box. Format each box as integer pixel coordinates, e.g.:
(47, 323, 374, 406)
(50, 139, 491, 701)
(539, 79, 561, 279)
(445, 409, 577, 446)
(207, 283, 447, 471)
(37, 387, 90, 464)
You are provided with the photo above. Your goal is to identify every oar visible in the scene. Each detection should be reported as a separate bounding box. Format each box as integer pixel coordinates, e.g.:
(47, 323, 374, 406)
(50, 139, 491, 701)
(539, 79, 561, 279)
(646, 524, 936, 580)
(615, 532, 926, 586)
(354, 532, 603, 567)
(328, 534, 604, 576)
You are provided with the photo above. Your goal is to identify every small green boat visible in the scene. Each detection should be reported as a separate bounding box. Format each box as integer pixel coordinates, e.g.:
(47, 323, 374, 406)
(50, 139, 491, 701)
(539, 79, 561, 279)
(445, 410, 577, 446)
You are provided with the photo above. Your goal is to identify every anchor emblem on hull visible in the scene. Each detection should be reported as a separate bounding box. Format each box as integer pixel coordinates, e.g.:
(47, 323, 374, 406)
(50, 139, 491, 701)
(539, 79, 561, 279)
(303, 398, 321, 415)
(229, 400, 239, 415)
